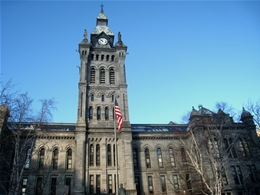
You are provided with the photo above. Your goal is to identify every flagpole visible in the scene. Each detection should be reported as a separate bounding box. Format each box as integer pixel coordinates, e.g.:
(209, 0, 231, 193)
(114, 96, 118, 195)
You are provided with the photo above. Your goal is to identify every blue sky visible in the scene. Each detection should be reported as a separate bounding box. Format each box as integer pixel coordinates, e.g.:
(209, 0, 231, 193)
(1, 1, 260, 124)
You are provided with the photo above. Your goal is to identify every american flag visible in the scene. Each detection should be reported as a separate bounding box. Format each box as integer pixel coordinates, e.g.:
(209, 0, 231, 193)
(115, 99, 123, 132)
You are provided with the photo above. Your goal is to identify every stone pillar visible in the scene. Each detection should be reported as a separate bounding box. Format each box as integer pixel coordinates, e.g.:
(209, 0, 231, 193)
(74, 131, 86, 194)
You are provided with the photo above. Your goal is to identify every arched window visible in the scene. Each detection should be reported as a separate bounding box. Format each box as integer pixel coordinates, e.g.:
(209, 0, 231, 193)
(224, 138, 237, 158)
(145, 148, 151, 168)
(101, 95, 104, 102)
(169, 148, 175, 166)
(106, 55, 109, 61)
(89, 106, 93, 120)
(111, 55, 115, 61)
(157, 148, 163, 168)
(97, 107, 101, 120)
(39, 148, 45, 169)
(107, 144, 111, 166)
(66, 149, 72, 170)
(133, 149, 138, 169)
(105, 107, 109, 120)
(96, 54, 99, 61)
(90, 144, 94, 166)
(90, 68, 95, 84)
(109, 68, 115, 84)
(96, 144, 100, 166)
(100, 68, 105, 84)
(239, 138, 251, 157)
(91, 94, 94, 101)
(91, 54, 94, 60)
(52, 148, 59, 170)
(101, 54, 104, 61)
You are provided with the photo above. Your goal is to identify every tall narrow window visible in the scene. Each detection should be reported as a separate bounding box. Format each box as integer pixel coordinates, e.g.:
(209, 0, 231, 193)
(108, 175, 112, 193)
(65, 178, 71, 195)
(107, 144, 112, 166)
(231, 166, 243, 184)
(101, 94, 104, 102)
(145, 148, 151, 168)
(90, 68, 95, 83)
(36, 177, 43, 195)
(222, 170, 228, 185)
(96, 54, 99, 61)
(135, 176, 140, 195)
(148, 176, 154, 194)
(67, 149, 72, 169)
(242, 138, 251, 156)
(133, 149, 138, 169)
(169, 148, 175, 166)
(105, 107, 109, 120)
(160, 175, 166, 192)
(248, 165, 257, 183)
(113, 144, 116, 166)
(101, 54, 104, 61)
(111, 95, 114, 102)
(186, 174, 192, 190)
(96, 175, 101, 194)
(100, 68, 105, 84)
(106, 55, 109, 61)
(50, 178, 57, 195)
(173, 175, 179, 190)
(111, 55, 115, 61)
(39, 148, 45, 169)
(224, 138, 237, 158)
(90, 144, 94, 166)
(25, 148, 31, 169)
(97, 107, 101, 120)
(52, 148, 58, 170)
(109, 68, 115, 84)
(181, 148, 187, 162)
(22, 178, 28, 195)
(213, 138, 220, 157)
(89, 106, 93, 120)
(90, 175, 94, 194)
(96, 144, 100, 166)
(91, 94, 94, 101)
(157, 148, 163, 168)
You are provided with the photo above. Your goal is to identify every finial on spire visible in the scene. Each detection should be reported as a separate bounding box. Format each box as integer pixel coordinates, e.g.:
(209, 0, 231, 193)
(83, 29, 87, 40)
(100, 3, 104, 13)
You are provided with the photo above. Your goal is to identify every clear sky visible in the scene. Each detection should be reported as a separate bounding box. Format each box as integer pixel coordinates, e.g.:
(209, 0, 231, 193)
(1, 1, 260, 124)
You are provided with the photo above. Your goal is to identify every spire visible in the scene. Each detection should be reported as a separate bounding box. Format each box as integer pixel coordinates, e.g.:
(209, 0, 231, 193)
(100, 3, 104, 13)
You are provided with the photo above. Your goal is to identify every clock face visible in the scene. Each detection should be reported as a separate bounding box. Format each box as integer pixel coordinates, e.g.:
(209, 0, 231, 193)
(98, 38, 108, 45)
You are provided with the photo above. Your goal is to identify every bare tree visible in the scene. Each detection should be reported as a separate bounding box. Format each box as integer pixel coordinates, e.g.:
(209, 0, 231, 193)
(245, 99, 260, 129)
(0, 79, 56, 195)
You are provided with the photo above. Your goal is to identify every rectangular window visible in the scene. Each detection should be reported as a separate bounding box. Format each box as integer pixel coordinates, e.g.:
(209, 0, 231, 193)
(90, 175, 94, 194)
(108, 145, 112, 166)
(148, 176, 154, 194)
(173, 175, 179, 190)
(36, 177, 43, 195)
(231, 166, 243, 185)
(135, 176, 140, 195)
(186, 174, 192, 190)
(160, 175, 166, 192)
(96, 175, 101, 194)
(65, 177, 71, 195)
(22, 178, 27, 195)
(108, 175, 112, 193)
(50, 178, 57, 195)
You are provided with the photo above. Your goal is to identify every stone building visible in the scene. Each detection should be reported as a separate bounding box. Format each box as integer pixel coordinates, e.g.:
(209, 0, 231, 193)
(0, 8, 260, 195)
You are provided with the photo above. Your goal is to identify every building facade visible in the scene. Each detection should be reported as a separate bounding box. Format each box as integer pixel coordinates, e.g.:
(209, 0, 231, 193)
(0, 8, 260, 195)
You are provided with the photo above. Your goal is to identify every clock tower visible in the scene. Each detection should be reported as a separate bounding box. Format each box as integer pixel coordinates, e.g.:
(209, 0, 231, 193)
(74, 6, 135, 194)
